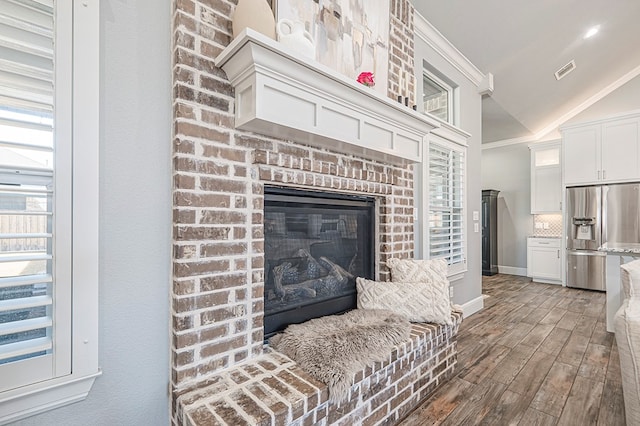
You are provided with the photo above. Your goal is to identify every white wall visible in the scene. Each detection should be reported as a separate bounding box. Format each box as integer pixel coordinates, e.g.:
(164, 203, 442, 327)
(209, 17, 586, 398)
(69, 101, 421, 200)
(12, 1, 172, 424)
(481, 144, 532, 273)
(564, 74, 640, 125)
(414, 24, 483, 308)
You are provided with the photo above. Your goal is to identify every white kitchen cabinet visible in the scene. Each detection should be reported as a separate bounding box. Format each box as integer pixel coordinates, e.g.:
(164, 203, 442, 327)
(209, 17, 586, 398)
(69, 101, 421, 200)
(601, 117, 640, 182)
(563, 125, 600, 185)
(529, 141, 561, 213)
(527, 237, 562, 284)
(562, 112, 640, 186)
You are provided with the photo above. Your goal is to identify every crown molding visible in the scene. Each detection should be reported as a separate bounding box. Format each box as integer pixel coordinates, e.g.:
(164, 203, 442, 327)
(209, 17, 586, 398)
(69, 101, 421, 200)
(414, 10, 490, 94)
(482, 135, 560, 151)
(478, 73, 494, 96)
(481, 135, 537, 150)
(527, 139, 561, 150)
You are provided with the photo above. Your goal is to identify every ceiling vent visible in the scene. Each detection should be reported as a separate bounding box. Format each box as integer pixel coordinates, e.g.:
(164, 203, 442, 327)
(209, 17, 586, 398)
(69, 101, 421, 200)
(555, 60, 576, 81)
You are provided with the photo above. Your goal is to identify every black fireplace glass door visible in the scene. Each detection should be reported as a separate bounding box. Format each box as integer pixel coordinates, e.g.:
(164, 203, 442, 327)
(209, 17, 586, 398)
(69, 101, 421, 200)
(264, 187, 375, 337)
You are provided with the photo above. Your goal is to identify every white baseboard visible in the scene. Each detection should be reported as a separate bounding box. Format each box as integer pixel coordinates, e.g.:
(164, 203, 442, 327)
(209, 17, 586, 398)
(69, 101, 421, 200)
(531, 278, 562, 285)
(460, 295, 484, 318)
(498, 265, 527, 276)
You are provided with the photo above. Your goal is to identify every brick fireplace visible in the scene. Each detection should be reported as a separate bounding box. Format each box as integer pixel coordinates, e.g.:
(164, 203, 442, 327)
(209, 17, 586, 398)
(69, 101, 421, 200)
(169, 0, 449, 423)
(263, 187, 376, 337)
(172, 121, 416, 378)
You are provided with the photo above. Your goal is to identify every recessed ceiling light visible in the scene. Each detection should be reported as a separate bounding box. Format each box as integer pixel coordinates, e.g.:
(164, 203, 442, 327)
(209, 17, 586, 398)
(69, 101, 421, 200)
(584, 26, 600, 39)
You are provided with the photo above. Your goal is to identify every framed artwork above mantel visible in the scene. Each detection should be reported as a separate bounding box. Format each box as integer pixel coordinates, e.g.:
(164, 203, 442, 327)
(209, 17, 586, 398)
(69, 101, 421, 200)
(273, 0, 390, 97)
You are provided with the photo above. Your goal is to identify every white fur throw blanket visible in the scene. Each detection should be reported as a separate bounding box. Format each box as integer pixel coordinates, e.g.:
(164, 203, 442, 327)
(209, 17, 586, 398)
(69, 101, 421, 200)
(269, 309, 411, 403)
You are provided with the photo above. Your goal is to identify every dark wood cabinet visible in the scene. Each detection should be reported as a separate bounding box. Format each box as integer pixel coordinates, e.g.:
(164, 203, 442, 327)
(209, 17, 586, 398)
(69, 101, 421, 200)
(482, 189, 500, 276)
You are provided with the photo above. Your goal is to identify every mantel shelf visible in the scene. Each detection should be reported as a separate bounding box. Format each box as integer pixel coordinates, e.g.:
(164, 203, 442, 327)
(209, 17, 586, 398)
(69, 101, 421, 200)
(214, 29, 442, 165)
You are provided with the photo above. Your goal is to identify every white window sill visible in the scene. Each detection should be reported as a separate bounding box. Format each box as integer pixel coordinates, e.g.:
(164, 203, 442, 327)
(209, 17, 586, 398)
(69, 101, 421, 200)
(0, 370, 101, 425)
(448, 271, 466, 283)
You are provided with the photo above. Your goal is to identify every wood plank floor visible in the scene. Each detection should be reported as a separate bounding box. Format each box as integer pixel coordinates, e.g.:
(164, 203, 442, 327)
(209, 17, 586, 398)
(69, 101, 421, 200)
(399, 274, 625, 426)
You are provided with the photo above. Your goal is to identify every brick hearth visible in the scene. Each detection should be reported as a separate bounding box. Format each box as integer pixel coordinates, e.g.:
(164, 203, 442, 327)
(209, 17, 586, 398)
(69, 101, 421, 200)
(178, 316, 462, 425)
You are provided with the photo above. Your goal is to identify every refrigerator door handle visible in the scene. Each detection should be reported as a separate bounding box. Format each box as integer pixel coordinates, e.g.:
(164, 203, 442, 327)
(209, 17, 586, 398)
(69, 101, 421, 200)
(602, 185, 608, 245)
(566, 249, 606, 256)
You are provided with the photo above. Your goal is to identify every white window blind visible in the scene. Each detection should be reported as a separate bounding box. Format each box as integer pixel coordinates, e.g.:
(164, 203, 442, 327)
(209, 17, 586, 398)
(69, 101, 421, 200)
(1, 0, 98, 421)
(0, 0, 70, 392)
(428, 138, 466, 274)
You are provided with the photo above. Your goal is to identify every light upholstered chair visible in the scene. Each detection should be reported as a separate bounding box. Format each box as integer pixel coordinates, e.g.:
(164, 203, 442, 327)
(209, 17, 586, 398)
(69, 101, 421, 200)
(614, 258, 640, 425)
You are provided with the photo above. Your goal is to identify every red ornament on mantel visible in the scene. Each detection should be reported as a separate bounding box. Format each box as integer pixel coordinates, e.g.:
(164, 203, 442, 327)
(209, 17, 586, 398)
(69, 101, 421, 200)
(357, 72, 375, 87)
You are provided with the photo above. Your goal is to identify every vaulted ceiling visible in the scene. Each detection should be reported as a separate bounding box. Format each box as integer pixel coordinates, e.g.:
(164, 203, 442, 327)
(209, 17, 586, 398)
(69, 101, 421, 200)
(411, 0, 640, 144)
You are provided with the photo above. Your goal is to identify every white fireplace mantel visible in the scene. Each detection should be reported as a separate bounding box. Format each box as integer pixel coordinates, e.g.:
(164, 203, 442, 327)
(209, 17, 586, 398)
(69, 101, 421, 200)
(214, 29, 441, 165)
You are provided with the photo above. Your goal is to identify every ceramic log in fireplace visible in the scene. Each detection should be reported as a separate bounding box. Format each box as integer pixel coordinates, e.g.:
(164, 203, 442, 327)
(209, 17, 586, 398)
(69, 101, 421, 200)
(263, 187, 375, 337)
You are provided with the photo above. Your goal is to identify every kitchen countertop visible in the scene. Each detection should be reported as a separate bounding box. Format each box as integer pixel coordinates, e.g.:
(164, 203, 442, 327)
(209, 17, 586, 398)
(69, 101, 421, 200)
(598, 242, 640, 254)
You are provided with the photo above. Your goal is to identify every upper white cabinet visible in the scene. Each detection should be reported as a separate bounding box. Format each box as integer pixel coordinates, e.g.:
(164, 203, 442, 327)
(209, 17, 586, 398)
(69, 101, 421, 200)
(562, 112, 640, 186)
(529, 141, 561, 213)
(601, 118, 640, 182)
(563, 125, 600, 185)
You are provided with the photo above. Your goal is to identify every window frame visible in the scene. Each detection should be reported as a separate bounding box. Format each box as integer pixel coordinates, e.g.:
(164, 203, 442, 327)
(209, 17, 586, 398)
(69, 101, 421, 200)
(0, 0, 100, 422)
(416, 124, 469, 280)
(427, 135, 467, 276)
(422, 69, 457, 126)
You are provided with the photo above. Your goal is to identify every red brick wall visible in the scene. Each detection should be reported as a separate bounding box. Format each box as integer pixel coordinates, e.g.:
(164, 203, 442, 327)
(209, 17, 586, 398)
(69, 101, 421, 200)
(389, 0, 416, 107)
(171, 0, 419, 416)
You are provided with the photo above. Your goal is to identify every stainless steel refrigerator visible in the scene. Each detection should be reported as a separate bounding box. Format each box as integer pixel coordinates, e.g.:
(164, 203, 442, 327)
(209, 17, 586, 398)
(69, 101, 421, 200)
(566, 183, 640, 291)
(566, 186, 605, 290)
(603, 183, 640, 245)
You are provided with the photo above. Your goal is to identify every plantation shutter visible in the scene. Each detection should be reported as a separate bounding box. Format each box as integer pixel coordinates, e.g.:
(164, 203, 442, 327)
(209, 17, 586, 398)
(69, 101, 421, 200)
(428, 139, 465, 271)
(0, 0, 54, 114)
(0, 0, 60, 390)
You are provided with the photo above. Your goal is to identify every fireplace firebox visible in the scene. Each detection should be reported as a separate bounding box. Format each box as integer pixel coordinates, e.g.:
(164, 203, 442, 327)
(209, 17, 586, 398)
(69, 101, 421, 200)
(263, 187, 375, 337)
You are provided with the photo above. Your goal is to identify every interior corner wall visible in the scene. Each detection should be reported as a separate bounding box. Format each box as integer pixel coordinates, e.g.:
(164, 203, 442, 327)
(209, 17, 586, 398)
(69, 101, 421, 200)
(413, 32, 483, 307)
(564, 74, 640, 125)
(541, 74, 640, 140)
(11, 1, 172, 424)
(481, 144, 531, 273)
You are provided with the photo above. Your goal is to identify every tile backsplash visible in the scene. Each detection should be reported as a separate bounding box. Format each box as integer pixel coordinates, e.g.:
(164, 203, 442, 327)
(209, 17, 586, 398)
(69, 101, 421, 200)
(533, 214, 563, 236)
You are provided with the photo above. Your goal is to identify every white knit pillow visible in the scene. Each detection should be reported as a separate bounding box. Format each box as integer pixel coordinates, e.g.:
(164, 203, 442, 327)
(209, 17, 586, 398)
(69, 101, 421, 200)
(386, 258, 449, 284)
(356, 277, 453, 325)
(621, 259, 640, 298)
